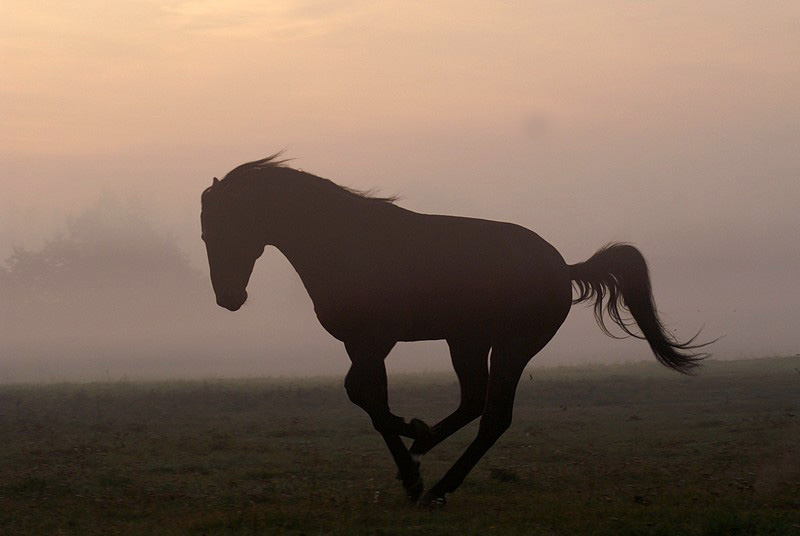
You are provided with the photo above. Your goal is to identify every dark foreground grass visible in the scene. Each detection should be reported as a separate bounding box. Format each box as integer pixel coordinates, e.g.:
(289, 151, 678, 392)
(1, 357, 798, 535)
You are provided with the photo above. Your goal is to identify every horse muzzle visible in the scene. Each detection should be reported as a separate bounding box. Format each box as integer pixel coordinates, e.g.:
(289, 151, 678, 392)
(216, 291, 247, 311)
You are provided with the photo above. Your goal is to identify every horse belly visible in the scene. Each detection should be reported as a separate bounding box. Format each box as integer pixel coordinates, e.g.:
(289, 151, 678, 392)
(396, 260, 570, 342)
(312, 220, 571, 343)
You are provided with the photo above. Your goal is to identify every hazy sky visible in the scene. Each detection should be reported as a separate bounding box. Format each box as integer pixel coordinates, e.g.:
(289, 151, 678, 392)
(2, 2, 799, 378)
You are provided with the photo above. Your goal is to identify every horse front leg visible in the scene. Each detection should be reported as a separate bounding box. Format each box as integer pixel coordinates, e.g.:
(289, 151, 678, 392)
(344, 340, 425, 502)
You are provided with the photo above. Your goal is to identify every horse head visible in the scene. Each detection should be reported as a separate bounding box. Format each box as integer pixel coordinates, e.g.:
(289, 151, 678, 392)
(201, 177, 266, 311)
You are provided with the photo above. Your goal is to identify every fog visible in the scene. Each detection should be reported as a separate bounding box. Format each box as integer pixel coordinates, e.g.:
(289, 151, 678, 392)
(2, 2, 799, 381)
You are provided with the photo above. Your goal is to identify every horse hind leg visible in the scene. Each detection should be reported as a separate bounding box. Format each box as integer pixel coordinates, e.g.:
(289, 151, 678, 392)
(410, 337, 490, 457)
(343, 340, 424, 501)
(418, 336, 552, 506)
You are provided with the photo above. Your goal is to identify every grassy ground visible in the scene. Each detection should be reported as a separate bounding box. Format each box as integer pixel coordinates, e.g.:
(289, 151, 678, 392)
(1, 357, 798, 535)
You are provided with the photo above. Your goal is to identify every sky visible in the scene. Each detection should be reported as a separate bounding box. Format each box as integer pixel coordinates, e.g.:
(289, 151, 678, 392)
(2, 1, 799, 380)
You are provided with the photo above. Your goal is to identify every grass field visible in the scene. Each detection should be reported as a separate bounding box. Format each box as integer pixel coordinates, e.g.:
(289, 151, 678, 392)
(1, 357, 798, 535)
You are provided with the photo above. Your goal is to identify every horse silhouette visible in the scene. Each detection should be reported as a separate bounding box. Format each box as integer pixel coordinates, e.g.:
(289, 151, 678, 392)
(201, 155, 709, 506)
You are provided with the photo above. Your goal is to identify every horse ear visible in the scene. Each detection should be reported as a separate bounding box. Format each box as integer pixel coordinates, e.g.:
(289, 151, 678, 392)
(213, 177, 219, 185)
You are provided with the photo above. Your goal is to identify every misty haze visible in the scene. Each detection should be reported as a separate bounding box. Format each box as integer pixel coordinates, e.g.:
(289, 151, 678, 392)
(1, 142, 798, 381)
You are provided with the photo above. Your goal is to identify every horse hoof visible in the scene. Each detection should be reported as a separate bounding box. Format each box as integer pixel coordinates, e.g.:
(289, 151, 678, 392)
(404, 476, 424, 502)
(417, 490, 446, 508)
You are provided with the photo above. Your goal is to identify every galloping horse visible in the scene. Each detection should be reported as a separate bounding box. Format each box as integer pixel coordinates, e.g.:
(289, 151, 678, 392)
(200, 155, 708, 506)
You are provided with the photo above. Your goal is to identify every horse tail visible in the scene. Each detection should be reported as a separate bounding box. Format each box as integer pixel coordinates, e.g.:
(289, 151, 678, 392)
(569, 243, 709, 374)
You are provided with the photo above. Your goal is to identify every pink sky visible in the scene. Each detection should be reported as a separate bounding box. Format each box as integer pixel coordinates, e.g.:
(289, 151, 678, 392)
(2, 2, 799, 377)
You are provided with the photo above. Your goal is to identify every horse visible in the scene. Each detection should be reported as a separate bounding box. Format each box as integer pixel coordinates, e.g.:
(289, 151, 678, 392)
(200, 155, 709, 506)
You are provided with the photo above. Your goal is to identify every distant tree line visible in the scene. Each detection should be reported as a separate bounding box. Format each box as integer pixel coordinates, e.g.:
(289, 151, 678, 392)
(1, 195, 203, 325)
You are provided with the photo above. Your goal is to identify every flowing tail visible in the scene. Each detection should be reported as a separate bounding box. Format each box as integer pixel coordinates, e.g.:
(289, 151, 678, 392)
(570, 243, 710, 373)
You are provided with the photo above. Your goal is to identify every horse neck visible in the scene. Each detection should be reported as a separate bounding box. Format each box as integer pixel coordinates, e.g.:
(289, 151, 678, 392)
(265, 180, 378, 292)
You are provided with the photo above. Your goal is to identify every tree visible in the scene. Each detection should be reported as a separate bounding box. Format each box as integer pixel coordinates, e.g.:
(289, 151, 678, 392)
(1, 194, 203, 325)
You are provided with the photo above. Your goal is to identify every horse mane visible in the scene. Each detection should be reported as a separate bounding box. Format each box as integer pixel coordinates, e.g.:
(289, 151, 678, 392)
(219, 154, 399, 204)
(221, 153, 292, 180)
